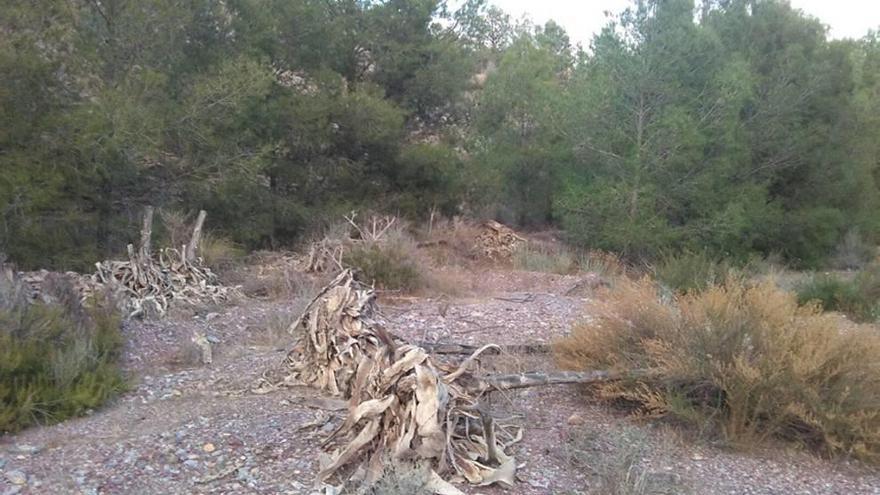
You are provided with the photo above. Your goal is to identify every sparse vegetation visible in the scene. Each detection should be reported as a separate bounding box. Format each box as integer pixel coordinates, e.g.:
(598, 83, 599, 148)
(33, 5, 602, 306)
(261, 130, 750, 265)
(364, 459, 431, 495)
(0, 271, 126, 432)
(565, 426, 688, 495)
(577, 250, 627, 280)
(651, 250, 737, 293)
(555, 277, 880, 461)
(199, 232, 246, 272)
(796, 265, 880, 322)
(513, 243, 576, 274)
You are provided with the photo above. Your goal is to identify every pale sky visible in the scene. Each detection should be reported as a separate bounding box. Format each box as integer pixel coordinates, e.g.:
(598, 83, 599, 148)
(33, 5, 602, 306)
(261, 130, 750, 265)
(488, 0, 880, 46)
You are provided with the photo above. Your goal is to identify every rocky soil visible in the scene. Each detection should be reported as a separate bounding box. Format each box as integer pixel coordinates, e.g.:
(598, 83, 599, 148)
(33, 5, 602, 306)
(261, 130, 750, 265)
(2, 268, 879, 495)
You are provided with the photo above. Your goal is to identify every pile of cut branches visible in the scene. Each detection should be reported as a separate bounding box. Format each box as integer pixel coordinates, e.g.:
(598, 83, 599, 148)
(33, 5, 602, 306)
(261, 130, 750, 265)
(475, 221, 525, 261)
(258, 270, 621, 494)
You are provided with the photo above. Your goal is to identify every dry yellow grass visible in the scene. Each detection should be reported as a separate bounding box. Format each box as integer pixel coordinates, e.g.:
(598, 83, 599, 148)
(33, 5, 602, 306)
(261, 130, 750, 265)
(554, 277, 880, 461)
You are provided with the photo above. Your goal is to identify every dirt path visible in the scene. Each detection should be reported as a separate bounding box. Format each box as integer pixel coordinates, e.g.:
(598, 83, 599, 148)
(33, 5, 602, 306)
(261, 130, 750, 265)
(2, 269, 879, 494)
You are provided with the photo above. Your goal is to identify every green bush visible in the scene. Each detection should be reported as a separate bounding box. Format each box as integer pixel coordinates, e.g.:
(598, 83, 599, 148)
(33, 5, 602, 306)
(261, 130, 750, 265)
(345, 242, 424, 291)
(555, 277, 880, 461)
(0, 271, 126, 432)
(796, 265, 880, 322)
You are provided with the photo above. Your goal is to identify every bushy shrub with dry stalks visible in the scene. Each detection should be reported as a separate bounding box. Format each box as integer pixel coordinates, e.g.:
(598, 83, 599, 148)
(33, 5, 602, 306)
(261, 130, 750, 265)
(345, 224, 425, 291)
(578, 250, 627, 280)
(416, 217, 485, 267)
(554, 277, 880, 461)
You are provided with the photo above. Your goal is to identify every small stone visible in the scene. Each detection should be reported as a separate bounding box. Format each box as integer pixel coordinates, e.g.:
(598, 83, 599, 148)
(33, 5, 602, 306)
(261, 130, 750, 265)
(184, 460, 199, 469)
(691, 452, 704, 461)
(566, 413, 585, 426)
(5, 470, 27, 485)
(527, 477, 550, 489)
(202, 443, 216, 453)
(0, 459, 5, 469)
(3, 486, 22, 495)
(15, 445, 41, 455)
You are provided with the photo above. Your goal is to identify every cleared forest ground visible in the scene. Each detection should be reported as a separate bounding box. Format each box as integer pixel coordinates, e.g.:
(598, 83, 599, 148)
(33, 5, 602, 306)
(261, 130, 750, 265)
(2, 268, 879, 495)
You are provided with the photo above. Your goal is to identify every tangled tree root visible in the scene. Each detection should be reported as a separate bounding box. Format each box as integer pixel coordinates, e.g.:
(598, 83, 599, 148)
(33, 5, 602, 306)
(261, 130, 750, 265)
(91, 208, 238, 318)
(257, 270, 623, 494)
(17, 208, 238, 318)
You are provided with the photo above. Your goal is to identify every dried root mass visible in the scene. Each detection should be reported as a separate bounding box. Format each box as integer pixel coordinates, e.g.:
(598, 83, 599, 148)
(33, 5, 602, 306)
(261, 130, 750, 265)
(92, 245, 236, 318)
(258, 270, 520, 494)
(16, 209, 238, 318)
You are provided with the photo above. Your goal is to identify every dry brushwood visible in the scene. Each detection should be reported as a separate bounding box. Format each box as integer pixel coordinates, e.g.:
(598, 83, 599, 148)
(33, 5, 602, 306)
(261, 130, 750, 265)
(297, 238, 346, 273)
(295, 212, 397, 274)
(88, 209, 238, 318)
(344, 211, 397, 242)
(475, 221, 525, 261)
(256, 270, 624, 494)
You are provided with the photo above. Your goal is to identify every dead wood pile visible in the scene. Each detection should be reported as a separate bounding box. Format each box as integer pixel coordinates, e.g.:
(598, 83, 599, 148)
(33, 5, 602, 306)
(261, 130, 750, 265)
(90, 207, 237, 318)
(475, 221, 525, 261)
(92, 245, 235, 318)
(257, 270, 622, 494)
(16, 208, 238, 318)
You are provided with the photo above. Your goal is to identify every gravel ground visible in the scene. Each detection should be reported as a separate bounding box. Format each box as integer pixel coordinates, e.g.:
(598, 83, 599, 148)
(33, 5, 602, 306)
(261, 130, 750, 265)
(1, 269, 879, 494)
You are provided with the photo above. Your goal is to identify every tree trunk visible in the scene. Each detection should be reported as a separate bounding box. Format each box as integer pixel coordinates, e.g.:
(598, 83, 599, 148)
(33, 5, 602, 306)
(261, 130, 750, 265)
(138, 206, 154, 262)
(186, 210, 207, 262)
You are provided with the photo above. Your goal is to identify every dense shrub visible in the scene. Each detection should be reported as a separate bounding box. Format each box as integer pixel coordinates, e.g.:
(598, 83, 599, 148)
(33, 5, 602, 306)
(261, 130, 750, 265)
(0, 271, 126, 432)
(554, 278, 880, 461)
(345, 232, 424, 291)
(796, 265, 880, 322)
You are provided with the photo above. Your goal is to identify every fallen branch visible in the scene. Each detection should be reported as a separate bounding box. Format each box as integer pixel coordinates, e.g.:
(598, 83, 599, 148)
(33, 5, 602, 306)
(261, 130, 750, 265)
(476, 370, 632, 393)
(412, 341, 550, 355)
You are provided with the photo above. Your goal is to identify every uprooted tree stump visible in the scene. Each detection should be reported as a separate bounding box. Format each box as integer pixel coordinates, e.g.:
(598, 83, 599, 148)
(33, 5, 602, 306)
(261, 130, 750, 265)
(256, 270, 624, 494)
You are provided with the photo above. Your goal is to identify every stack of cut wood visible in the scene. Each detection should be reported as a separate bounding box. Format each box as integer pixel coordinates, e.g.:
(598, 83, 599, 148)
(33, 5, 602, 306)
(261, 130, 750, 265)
(475, 220, 525, 261)
(258, 270, 623, 494)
